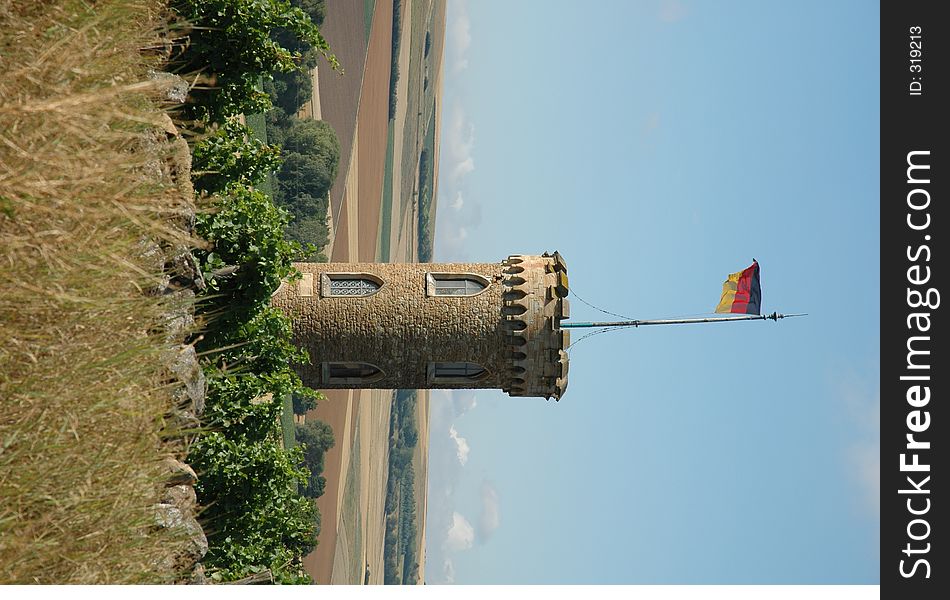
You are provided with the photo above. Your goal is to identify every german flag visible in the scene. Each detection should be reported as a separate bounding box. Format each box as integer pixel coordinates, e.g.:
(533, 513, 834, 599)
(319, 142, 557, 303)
(716, 260, 761, 314)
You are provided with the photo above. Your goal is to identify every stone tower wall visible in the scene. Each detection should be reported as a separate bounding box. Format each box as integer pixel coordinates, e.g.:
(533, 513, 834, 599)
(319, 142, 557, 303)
(270, 254, 570, 398)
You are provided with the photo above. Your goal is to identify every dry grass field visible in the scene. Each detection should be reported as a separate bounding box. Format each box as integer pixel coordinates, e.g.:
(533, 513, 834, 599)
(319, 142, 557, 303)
(0, 0, 196, 583)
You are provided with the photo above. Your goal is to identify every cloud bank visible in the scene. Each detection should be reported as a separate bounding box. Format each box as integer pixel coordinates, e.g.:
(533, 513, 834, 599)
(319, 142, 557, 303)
(448, 425, 470, 466)
(478, 480, 500, 541)
(444, 512, 475, 552)
(448, 0, 471, 73)
(445, 107, 476, 183)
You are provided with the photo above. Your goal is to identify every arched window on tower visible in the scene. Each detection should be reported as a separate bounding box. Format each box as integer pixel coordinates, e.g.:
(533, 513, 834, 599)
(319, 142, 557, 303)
(323, 362, 385, 384)
(426, 273, 489, 297)
(428, 361, 489, 383)
(321, 273, 383, 297)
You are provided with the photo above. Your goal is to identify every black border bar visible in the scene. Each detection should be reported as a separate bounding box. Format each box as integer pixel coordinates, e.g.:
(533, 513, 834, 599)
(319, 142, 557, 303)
(881, 1, 947, 597)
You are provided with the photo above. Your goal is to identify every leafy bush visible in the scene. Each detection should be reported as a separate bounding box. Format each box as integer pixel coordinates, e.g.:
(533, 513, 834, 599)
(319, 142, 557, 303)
(195, 183, 305, 333)
(198, 308, 318, 437)
(211, 306, 309, 375)
(171, 0, 337, 123)
(189, 181, 328, 582)
(191, 118, 282, 195)
(188, 433, 318, 583)
(168, 0, 340, 585)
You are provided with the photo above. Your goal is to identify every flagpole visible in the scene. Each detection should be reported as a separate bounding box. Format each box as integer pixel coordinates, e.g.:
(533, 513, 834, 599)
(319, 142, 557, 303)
(560, 312, 807, 329)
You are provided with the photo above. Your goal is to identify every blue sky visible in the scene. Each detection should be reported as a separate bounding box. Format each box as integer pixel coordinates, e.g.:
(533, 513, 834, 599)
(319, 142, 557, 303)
(427, 0, 879, 584)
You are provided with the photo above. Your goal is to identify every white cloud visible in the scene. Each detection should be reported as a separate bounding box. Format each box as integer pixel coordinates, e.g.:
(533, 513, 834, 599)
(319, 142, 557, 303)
(478, 480, 500, 541)
(451, 156, 475, 181)
(451, 389, 478, 415)
(442, 558, 456, 584)
(437, 225, 470, 261)
(423, 389, 483, 582)
(445, 107, 476, 184)
(448, 0, 471, 74)
(444, 512, 475, 552)
(431, 389, 477, 420)
(449, 425, 470, 466)
(435, 31, 482, 262)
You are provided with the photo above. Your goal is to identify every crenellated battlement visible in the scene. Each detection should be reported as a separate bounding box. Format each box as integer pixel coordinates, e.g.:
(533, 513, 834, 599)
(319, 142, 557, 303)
(270, 253, 570, 399)
(499, 253, 569, 399)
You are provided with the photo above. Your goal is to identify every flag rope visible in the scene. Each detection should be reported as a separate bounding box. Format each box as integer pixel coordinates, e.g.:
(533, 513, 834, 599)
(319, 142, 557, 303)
(568, 287, 635, 321)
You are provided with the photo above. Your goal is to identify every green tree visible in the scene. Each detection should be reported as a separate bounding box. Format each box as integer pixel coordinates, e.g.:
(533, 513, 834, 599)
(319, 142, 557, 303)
(293, 0, 326, 25)
(292, 390, 323, 415)
(272, 119, 340, 255)
(277, 154, 334, 210)
(296, 420, 335, 460)
(285, 215, 330, 257)
(390, 445, 413, 470)
(295, 420, 335, 498)
(271, 67, 315, 115)
(274, 119, 340, 209)
(282, 119, 341, 164)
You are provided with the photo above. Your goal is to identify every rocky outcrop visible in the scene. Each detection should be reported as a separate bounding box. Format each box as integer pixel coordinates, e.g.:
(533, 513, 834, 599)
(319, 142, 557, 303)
(139, 71, 209, 584)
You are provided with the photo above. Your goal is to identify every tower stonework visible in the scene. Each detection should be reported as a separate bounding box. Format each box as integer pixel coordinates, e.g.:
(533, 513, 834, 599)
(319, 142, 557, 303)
(270, 253, 571, 399)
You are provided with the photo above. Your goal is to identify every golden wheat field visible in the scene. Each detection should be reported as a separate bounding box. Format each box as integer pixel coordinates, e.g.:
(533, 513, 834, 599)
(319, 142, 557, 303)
(0, 0, 198, 583)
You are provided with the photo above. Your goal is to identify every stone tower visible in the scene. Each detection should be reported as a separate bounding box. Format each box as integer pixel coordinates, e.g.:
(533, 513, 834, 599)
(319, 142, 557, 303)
(270, 252, 571, 399)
